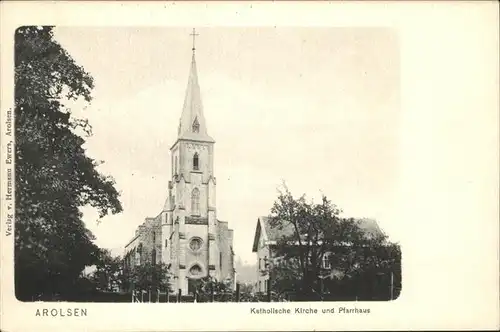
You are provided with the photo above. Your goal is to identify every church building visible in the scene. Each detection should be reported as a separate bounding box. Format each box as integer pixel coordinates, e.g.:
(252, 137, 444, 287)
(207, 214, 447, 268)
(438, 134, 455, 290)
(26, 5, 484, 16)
(124, 32, 235, 295)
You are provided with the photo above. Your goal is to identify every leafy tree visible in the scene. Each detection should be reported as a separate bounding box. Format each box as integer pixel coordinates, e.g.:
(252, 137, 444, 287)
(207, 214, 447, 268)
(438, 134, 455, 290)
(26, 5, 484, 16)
(331, 242, 402, 300)
(123, 262, 172, 293)
(238, 282, 254, 295)
(268, 186, 399, 300)
(190, 276, 234, 302)
(268, 186, 343, 299)
(267, 257, 302, 299)
(14, 26, 123, 300)
(89, 249, 123, 292)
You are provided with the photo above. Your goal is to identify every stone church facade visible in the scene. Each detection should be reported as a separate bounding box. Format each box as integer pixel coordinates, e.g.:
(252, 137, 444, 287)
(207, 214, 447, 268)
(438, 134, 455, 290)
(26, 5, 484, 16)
(124, 45, 235, 295)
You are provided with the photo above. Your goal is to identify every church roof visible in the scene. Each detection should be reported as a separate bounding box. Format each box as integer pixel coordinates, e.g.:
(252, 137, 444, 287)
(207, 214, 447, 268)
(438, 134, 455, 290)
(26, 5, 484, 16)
(176, 52, 214, 143)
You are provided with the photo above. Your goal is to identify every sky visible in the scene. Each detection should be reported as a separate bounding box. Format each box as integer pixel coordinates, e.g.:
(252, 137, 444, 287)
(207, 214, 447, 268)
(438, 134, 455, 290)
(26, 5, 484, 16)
(53, 27, 400, 265)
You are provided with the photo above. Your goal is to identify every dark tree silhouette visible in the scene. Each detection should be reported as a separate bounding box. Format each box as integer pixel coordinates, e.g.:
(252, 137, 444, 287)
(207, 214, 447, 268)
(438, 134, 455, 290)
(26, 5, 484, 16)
(121, 262, 172, 293)
(268, 185, 401, 301)
(89, 249, 123, 292)
(14, 26, 123, 300)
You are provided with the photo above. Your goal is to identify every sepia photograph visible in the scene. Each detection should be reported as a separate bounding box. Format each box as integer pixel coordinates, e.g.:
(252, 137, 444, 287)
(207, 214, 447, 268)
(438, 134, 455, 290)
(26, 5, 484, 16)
(13, 26, 401, 303)
(1, 2, 498, 331)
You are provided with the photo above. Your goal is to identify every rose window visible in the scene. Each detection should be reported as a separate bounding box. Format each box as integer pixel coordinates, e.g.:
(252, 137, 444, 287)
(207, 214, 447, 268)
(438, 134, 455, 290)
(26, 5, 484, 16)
(189, 237, 203, 251)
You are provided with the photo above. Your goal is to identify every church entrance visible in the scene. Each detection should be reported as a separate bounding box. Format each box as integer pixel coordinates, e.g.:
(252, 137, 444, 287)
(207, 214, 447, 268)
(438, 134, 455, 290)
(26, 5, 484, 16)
(188, 278, 202, 295)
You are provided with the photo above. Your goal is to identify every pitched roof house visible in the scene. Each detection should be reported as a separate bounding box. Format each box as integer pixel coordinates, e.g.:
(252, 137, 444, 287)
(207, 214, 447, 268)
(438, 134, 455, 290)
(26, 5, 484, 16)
(251, 216, 385, 293)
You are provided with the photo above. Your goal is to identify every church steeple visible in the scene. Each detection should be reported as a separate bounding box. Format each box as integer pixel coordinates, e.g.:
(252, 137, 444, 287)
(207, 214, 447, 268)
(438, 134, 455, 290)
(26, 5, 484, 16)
(177, 29, 214, 143)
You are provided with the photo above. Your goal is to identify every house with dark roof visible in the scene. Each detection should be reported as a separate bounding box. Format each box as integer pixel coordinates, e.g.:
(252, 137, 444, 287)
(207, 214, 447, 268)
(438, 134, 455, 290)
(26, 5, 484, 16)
(251, 216, 385, 294)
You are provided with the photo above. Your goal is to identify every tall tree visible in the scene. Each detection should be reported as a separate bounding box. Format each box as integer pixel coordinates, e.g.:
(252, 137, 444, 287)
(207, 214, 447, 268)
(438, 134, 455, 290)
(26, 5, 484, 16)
(268, 186, 397, 300)
(14, 26, 123, 300)
(268, 186, 343, 299)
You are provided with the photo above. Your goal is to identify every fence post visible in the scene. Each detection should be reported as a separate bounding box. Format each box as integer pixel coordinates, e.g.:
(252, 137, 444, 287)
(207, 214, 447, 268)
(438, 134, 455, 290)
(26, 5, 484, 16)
(390, 271, 394, 300)
(178, 288, 182, 303)
(235, 283, 240, 303)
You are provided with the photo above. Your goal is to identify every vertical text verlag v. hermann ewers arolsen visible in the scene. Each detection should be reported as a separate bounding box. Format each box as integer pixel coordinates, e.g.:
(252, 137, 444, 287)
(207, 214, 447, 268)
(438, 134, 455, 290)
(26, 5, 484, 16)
(4, 108, 14, 236)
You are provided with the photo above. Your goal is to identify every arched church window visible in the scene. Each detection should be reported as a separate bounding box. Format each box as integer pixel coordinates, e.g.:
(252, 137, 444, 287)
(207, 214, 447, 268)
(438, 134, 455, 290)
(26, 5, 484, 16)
(135, 246, 141, 266)
(174, 156, 178, 175)
(189, 237, 203, 251)
(191, 188, 200, 215)
(192, 117, 200, 133)
(189, 264, 202, 276)
(193, 153, 199, 170)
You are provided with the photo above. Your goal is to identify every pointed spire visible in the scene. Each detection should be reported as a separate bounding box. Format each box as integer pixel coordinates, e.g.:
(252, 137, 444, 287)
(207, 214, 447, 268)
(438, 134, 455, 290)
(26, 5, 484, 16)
(177, 30, 214, 142)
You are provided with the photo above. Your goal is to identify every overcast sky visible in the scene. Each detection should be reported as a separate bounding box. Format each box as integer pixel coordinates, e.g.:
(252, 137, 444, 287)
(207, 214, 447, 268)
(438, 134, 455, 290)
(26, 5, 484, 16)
(53, 27, 400, 264)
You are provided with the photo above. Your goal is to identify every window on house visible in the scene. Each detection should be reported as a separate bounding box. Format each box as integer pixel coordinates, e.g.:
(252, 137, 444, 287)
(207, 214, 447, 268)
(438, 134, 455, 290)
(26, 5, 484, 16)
(259, 281, 261, 292)
(322, 254, 331, 269)
(165, 239, 168, 248)
(152, 231, 156, 243)
(193, 153, 199, 170)
(191, 188, 200, 215)
(152, 249, 156, 265)
(265, 280, 268, 292)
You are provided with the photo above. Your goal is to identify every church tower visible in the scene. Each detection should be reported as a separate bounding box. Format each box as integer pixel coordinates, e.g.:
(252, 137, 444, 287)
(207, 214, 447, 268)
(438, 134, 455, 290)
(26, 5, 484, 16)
(160, 29, 234, 295)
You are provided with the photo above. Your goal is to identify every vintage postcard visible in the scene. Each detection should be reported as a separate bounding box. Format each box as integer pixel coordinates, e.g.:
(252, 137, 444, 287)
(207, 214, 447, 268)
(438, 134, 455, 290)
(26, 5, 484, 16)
(1, 1, 498, 331)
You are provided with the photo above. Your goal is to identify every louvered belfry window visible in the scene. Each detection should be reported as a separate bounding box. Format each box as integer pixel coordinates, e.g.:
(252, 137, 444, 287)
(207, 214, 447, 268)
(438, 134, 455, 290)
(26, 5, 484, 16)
(193, 153, 199, 170)
(192, 117, 200, 133)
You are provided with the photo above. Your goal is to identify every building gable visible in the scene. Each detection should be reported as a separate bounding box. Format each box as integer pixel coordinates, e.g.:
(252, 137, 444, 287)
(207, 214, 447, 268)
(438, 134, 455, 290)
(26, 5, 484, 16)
(251, 216, 385, 252)
(251, 217, 270, 252)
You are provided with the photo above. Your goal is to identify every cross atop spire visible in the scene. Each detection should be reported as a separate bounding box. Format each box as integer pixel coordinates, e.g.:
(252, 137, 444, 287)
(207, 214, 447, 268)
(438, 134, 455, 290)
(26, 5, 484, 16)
(174, 28, 214, 144)
(190, 28, 199, 54)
